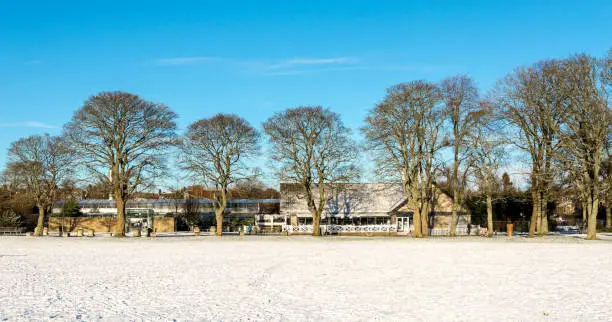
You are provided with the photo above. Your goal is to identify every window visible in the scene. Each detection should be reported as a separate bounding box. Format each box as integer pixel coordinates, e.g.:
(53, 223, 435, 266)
(298, 217, 313, 225)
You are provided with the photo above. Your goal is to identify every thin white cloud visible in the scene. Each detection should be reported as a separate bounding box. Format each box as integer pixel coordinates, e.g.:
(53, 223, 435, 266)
(267, 57, 359, 70)
(380, 64, 465, 73)
(0, 121, 57, 129)
(149, 55, 362, 75)
(263, 65, 369, 76)
(154, 56, 218, 66)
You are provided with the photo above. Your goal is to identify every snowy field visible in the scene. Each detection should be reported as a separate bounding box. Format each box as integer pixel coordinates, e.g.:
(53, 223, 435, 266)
(1, 236, 611, 321)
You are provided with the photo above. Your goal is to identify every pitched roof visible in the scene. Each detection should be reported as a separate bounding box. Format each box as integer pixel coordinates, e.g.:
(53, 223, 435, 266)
(280, 183, 468, 217)
(280, 183, 406, 217)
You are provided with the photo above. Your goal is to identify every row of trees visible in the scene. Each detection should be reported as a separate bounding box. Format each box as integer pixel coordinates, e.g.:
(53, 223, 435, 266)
(498, 54, 611, 239)
(2, 50, 610, 238)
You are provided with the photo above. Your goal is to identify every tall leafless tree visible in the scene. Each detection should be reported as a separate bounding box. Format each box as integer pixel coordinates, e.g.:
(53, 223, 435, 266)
(601, 155, 612, 230)
(362, 81, 446, 237)
(604, 49, 612, 230)
(558, 54, 610, 240)
(179, 198, 201, 231)
(64, 91, 177, 237)
(440, 75, 480, 236)
(181, 114, 259, 236)
(495, 60, 567, 237)
(469, 102, 506, 237)
(3, 134, 74, 235)
(264, 106, 357, 236)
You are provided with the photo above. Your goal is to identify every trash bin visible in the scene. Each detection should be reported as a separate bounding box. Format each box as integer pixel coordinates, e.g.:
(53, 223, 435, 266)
(507, 223, 514, 237)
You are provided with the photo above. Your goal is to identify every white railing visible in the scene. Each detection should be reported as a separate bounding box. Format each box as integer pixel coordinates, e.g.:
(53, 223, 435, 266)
(282, 225, 313, 233)
(282, 224, 480, 236)
(430, 225, 480, 236)
(282, 224, 396, 234)
(326, 224, 397, 233)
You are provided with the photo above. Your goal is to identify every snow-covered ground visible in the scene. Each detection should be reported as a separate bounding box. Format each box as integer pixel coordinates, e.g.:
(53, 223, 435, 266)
(1, 236, 611, 321)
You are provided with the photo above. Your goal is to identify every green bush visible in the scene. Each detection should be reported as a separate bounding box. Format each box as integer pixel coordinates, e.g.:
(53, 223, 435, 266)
(0, 209, 23, 227)
(58, 200, 82, 217)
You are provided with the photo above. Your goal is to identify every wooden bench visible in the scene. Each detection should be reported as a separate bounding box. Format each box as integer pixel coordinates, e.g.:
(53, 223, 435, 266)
(0, 227, 26, 235)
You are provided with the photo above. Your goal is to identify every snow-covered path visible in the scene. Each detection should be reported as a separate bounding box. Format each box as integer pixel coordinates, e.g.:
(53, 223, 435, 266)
(1, 236, 611, 321)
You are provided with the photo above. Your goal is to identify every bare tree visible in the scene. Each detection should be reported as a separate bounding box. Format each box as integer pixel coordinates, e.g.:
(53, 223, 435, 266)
(495, 60, 567, 237)
(603, 110, 612, 230)
(3, 134, 74, 235)
(558, 54, 610, 240)
(64, 91, 177, 237)
(600, 156, 612, 230)
(181, 114, 259, 236)
(264, 106, 357, 236)
(179, 198, 201, 231)
(604, 49, 612, 230)
(362, 81, 445, 237)
(469, 103, 506, 237)
(440, 75, 480, 236)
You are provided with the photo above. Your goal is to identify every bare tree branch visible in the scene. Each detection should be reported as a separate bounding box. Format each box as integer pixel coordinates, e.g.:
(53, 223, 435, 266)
(64, 91, 177, 236)
(264, 106, 358, 236)
(180, 114, 260, 235)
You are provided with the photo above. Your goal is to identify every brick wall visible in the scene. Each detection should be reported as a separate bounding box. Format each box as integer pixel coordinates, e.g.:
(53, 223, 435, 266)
(48, 217, 176, 233)
(154, 217, 175, 232)
(48, 217, 116, 233)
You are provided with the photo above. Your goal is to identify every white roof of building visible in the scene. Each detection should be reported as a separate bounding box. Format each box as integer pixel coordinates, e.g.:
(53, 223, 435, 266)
(280, 183, 406, 217)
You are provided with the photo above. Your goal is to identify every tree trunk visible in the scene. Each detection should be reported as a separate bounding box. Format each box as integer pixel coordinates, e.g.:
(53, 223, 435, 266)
(541, 145, 552, 235)
(312, 211, 321, 236)
(214, 189, 228, 236)
(536, 198, 542, 235)
(582, 201, 587, 233)
(413, 207, 423, 238)
(114, 198, 126, 237)
(586, 195, 598, 240)
(540, 194, 548, 235)
(486, 194, 493, 237)
(449, 203, 458, 237)
(215, 209, 224, 236)
(420, 204, 429, 237)
(528, 191, 538, 238)
(449, 162, 459, 237)
(34, 206, 45, 236)
(606, 204, 611, 230)
(587, 155, 602, 240)
(449, 136, 460, 237)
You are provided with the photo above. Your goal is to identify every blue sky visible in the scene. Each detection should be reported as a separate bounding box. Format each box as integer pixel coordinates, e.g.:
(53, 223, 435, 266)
(1, 0, 611, 187)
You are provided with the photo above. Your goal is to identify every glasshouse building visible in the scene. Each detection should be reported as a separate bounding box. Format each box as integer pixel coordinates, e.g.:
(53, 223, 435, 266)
(50, 198, 281, 234)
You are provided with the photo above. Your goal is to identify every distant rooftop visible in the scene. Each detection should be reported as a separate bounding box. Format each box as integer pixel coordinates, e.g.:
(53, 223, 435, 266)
(58, 198, 280, 205)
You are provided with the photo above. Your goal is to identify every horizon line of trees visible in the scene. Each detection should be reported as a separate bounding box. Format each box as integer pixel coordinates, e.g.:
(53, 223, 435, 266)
(1, 50, 610, 238)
